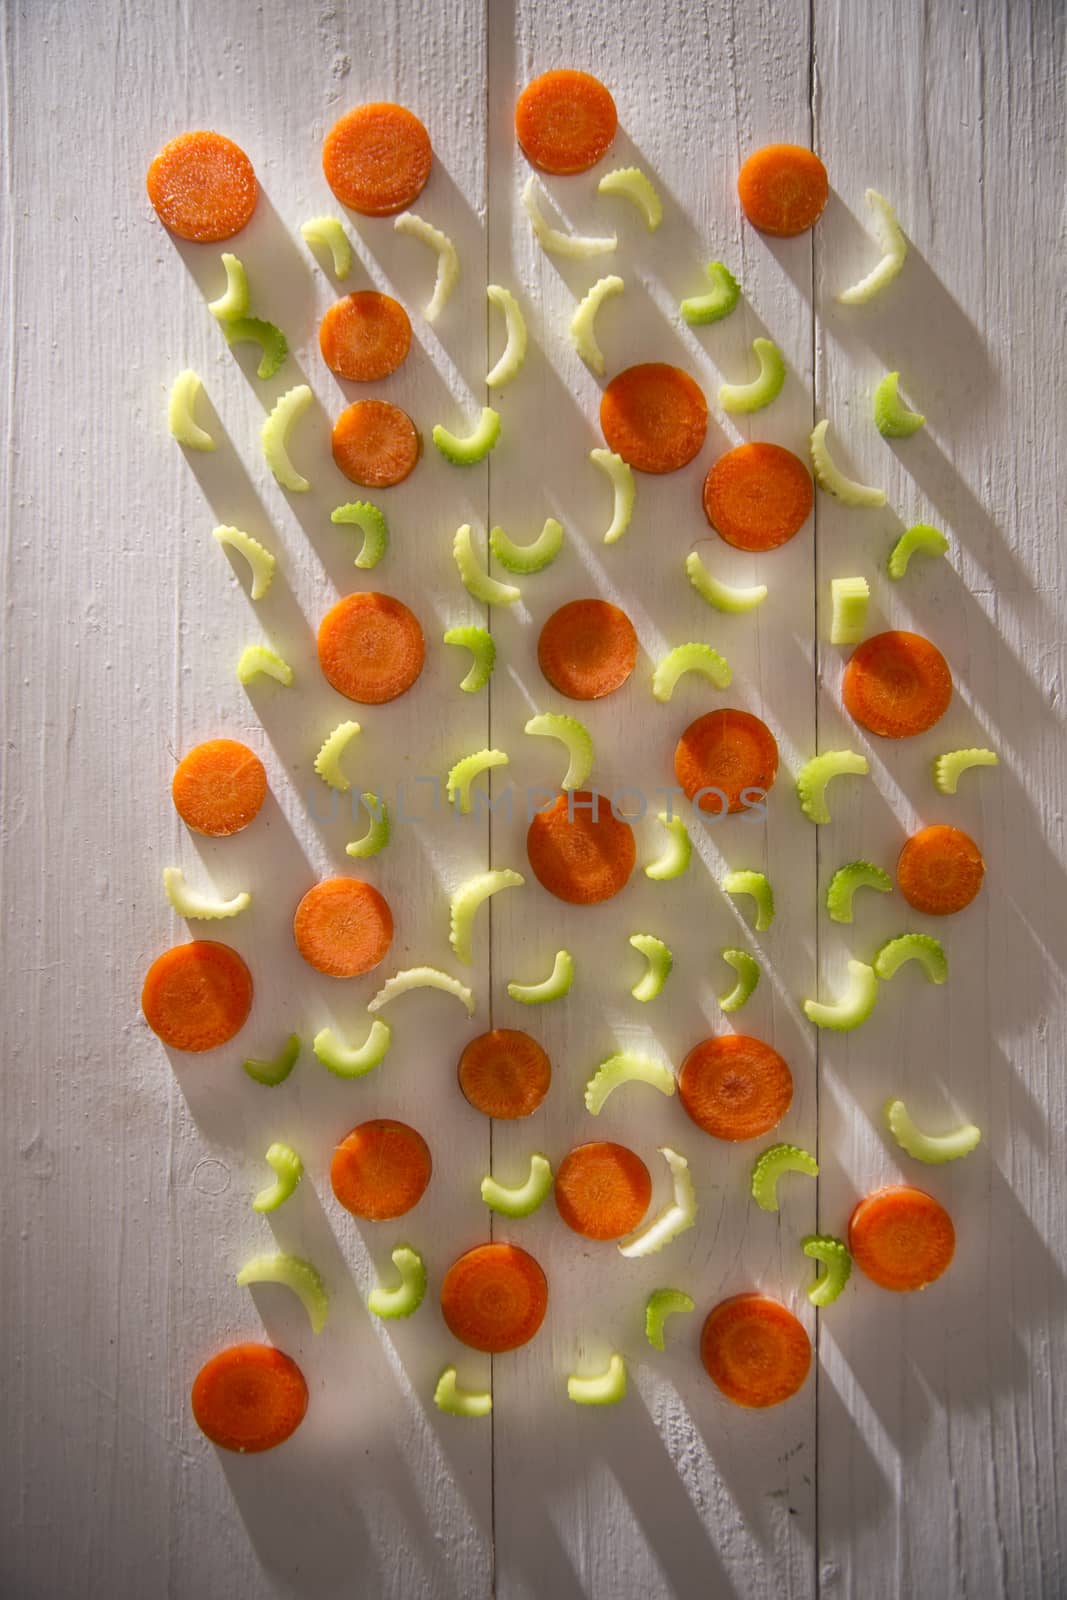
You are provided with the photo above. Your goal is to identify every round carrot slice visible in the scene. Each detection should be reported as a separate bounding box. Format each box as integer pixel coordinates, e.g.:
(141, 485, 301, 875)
(679, 1034, 793, 1142)
(322, 103, 432, 216)
(703, 442, 814, 551)
(440, 1242, 548, 1353)
(319, 291, 412, 382)
(515, 69, 617, 175)
(526, 792, 636, 904)
(317, 591, 425, 704)
(897, 824, 985, 916)
(555, 1141, 652, 1240)
(458, 1029, 551, 1119)
(146, 130, 258, 242)
(332, 399, 421, 488)
(537, 598, 638, 700)
(171, 738, 267, 836)
(700, 1294, 812, 1407)
(737, 144, 829, 237)
(293, 878, 393, 978)
(331, 1118, 432, 1220)
(843, 631, 952, 738)
(675, 708, 779, 815)
(191, 1343, 308, 1453)
(600, 363, 708, 474)
(141, 940, 253, 1052)
(848, 1185, 955, 1292)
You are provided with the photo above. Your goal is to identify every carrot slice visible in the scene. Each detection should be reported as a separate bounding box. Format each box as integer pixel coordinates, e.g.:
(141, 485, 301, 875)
(317, 591, 425, 703)
(322, 103, 432, 216)
(293, 877, 393, 977)
(848, 1184, 955, 1291)
(171, 738, 266, 837)
(700, 1294, 811, 1407)
(319, 291, 412, 382)
(703, 442, 814, 551)
(440, 1242, 548, 1353)
(537, 598, 638, 700)
(897, 824, 985, 916)
(527, 792, 635, 904)
(331, 1118, 432, 1220)
(141, 940, 253, 1052)
(332, 399, 421, 488)
(515, 69, 617, 175)
(147, 131, 257, 242)
(675, 708, 779, 815)
(458, 1029, 551, 1119)
(555, 1141, 652, 1240)
(737, 144, 829, 237)
(678, 1034, 793, 1142)
(600, 363, 708, 474)
(191, 1343, 307, 1453)
(843, 631, 952, 738)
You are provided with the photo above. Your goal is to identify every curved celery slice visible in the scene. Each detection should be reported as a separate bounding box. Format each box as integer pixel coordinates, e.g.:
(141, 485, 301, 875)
(598, 166, 663, 230)
(889, 522, 949, 580)
(837, 189, 907, 305)
(680, 260, 741, 325)
(242, 1033, 300, 1087)
(331, 501, 389, 569)
(585, 1051, 675, 1115)
(652, 643, 731, 702)
(236, 1252, 328, 1333)
(751, 1143, 819, 1212)
(884, 1098, 981, 1164)
(524, 712, 592, 791)
(368, 1245, 427, 1319)
(453, 524, 520, 605)
(645, 812, 691, 880)
(873, 371, 924, 437)
(300, 215, 352, 278)
(443, 624, 496, 692)
(568, 1353, 626, 1405)
(368, 966, 475, 1017)
(826, 860, 892, 923)
(629, 935, 673, 1002)
(507, 949, 574, 1005)
(490, 517, 563, 575)
(802, 1235, 852, 1307)
(481, 1153, 553, 1218)
(570, 275, 624, 376)
(719, 948, 761, 1012)
(446, 747, 510, 814)
(873, 933, 947, 984)
(796, 750, 869, 824)
(810, 421, 886, 507)
(223, 316, 289, 380)
(394, 211, 459, 322)
(314, 720, 361, 793)
(435, 1367, 492, 1418)
(237, 645, 293, 686)
(718, 338, 786, 414)
(163, 866, 250, 921)
(933, 747, 998, 794)
(313, 1018, 392, 1079)
(645, 1288, 695, 1350)
(830, 577, 869, 646)
(168, 368, 216, 451)
(346, 793, 390, 859)
(262, 385, 313, 491)
(212, 524, 276, 600)
(433, 407, 500, 466)
(486, 285, 528, 387)
(589, 448, 635, 545)
(252, 1142, 303, 1213)
(207, 252, 251, 321)
(450, 868, 525, 964)
(619, 1147, 696, 1259)
(521, 176, 617, 258)
(804, 960, 879, 1031)
(723, 869, 774, 931)
(685, 549, 766, 614)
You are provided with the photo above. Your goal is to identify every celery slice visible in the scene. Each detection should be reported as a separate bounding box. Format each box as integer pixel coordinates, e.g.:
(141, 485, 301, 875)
(314, 720, 361, 793)
(884, 1099, 981, 1164)
(619, 1148, 696, 1259)
(433, 407, 500, 466)
(570, 275, 624, 376)
(723, 869, 774, 931)
(453, 523, 520, 605)
(435, 1367, 492, 1417)
(585, 1052, 675, 1115)
(522, 176, 617, 258)
(796, 750, 869, 824)
(331, 501, 389, 569)
(262, 385, 312, 491)
(236, 1252, 328, 1333)
(446, 748, 510, 814)
(443, 624, 496, 692)
(889, 523, 949, 579)
(597, 166, 663, 230)
(837, 189, 907, 304)
(873, 933, 948, 984)
(368, 967, 475, 1017)
(524, 712, 593, 791)
(685, 549, 766, 613)
(718, 338, 786, 414)
(719, 948, 761, 1012)
(645, 1288, 695, 1350)
(567, 1354, 626, 1405)
(481, 1153, 553, 1218)
(506, 949, 574, 1005)
(810, 420, 886, 506)
(644, 812, 691, 880)
(826, 861, 892, 923)
(680, 261, 741, 325)
(830, 577, 870, 646)
(450, 869, 524, 964)
(490, 517, 563, 574)
(589, 448, 635, 544)
(751, 1142, 819, 1212)
(300, 215, 352, 278)
(368, 1245, 426, 1318)
(168, 369, 216, 451)
(873, 371, 925, 437)
(486, 285, 528, 387)
(629, 934, 673, 1002)
(163, 866, 250, 920)
(252, 1142, 303, 1213)
(346, 793, 390, 859)
(223, 316, 289, 380)
(242, 1033, 300, 1087)
(804, 960, 879, 1030)
(652, 642, 732, 701)
(802, 1235, 852, 1306)
(394, 211, 459, 322)
(207, 252, 251, 321)
(932, 747, 998, 794)
(313, 1019, 392, 1079)
(236, 645, 293, 686)
(212, 524, 276, 599)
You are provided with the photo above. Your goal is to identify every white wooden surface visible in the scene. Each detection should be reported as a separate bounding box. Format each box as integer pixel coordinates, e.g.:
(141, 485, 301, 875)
(1, 1, 1063, 1597)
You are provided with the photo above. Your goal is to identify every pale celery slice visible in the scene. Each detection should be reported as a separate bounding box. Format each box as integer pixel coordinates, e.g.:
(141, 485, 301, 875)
(486, 285, 528, 387)
(796, 750, 869, 824)
(810, 420, 886, 507)
(490, 517, 563, 574)
(262, 385, 313, 492)
(212, 524, 276, 599)
(619, 1148, 696, 1258)
(597, 166, 663, 230)
(300, 215, 352, 278)
(524, 712, 592, 790)
(313, 1018, 392, 1079)
(589, 448, 635, 544)
(450, 869, 525, 964)
(889, 523, 949, 580)
(719, 948, 761, 1012)
(680, 261, 741, 325)
(521, 176, 617, 258)
(718, 338, 786, 414)
(837, 189, 907, 304)
(629, 934, 673, 1002)
(585, 1051, 675, 1115)
(645, 1288, 695, 1350)
(368, 967, 475, 1016)
(804, 960, 879, 1030)
(168, 369, 217, 451)
(873, 933, 948, 984)
(685, 550, 766, 613)
(826, 861, 892, 923)
(481, 1153, 553, 1218)
(223, 317, 289, 380)
(433, 408, 500, 466)
(645, 812, 692, 880)
(932, 747, 998, 794)
(346, 793, 390, 859)
(252, 1142, 303, 1213)
(237, 645, 293, 686)
(394, 211, 459, 322)
(236, 1252, 328, 1333)
(163, 866, 250, 920)
(242, 1033, 300, 1087)
(723, 869, 774, 930)
(446, 748, 510, 814)
(443, 624, 496, 692)
(830, 576, 870, 646)
(873, 371, 925, 437)
(884, 1099, 981, 1164)
(435, 1367, 492, 1417)
(751, 1143, 819, 1212)
(570, 275, 624, 375)
(506, 950, 574, 1005)
(207, 252, 251, 321)
(568, 1354, 626, 1405)
(453, 524, 520, 605)
(368, 1245, 426, 1318)
(802, 1235, 852, 1306)
(314, 720, 361, 792)
(331, 501, 389, 569)
(652, 643, 732, 702)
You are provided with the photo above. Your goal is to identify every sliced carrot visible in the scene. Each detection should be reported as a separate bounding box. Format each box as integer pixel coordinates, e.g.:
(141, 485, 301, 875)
(515, 69, 617, 175)
(600, 363, 708, 474)
(458, 1029, 551, 1119)
(322, 103, 432, 216)
(319, 291, 412, 382)
(843, 631, 952, 738)
(674, 708, 779, 815)
(897, 824, 985, 916)
(440, 1242, 548, 1353)
(703, 442, 813, 551)
(293, 877, 393, 977)
(317, 591, 425, 703)
(147, 131, 258, 242)
(526, 792, 635, 904)
(191, 1343, 308, 1453)
(331, 1118, 432, 1220)
(141, 940, 253, 1052)
(700, 1294, 811, 1407)
(848, 1184, 955, 1291)
(737, 144, 829, 237)
(332, 399, 421, 488)
(171, 738, 266, 837)
(679, 1034, 793, 1141)
(537, 598, 638, 700)
(555, 1140, 651, 1239)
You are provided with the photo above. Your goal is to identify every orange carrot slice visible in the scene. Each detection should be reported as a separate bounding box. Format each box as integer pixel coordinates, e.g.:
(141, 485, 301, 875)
(171, 739, 266, 837)
(678, 1034, 793, 1141)
(332, 399, 421, 488)
(674, 708, 779, 815)
(147, 131, 258, 242)
(440, 1242, 548, 1352)
(191, 1343, 308, 1453)
(600, 363, 708, 474)
(292, 877, 393, 977)
(141, 940, 253, 1052)
(537, 598, 638, 700)
(331, 1118, 432, 1220)
(703, 442, 814, 551)
(458, 1029, 552, 1119)
(322, 103, 432, 216)
(317, 591, 425, 703)
(897, 824, 985, 915)
(526, 792, 635, 904)
(843, 631, 952, 738)
(700, 1294, 812, 1407)
(848, 1184, 955, 1291)
(319, 291, 412, 382)
(515, 69, 617, 175)
(737, 144, 829, 237)
(555, 1140, 652, 1239)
